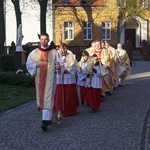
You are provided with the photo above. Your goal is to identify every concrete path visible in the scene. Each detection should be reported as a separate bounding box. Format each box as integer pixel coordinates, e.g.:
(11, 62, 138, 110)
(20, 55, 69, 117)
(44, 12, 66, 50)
(0, 61, 150, 150)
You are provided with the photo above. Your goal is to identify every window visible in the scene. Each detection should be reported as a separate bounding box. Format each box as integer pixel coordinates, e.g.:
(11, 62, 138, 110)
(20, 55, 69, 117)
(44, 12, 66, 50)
(102, 22, 111, 40)
(62, 0, 70, 4)
(64, 22, 74, 40)
(82, 21, 92, 40)
(117, 0, 126, 8)
(141, 0, 148, 8)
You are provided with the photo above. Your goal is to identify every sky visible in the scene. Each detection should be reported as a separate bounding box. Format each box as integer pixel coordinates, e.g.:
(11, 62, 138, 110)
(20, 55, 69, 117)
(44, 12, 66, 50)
(5, 0, 53, 46)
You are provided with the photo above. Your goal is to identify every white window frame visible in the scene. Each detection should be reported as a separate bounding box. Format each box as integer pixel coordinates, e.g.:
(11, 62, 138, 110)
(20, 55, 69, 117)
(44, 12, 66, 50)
(117, 0, 126, 8)
(82, 21, 92, 40)
(102, 21, 111, 41)
(141, 0, 148, 8)
(64, 22, 74, 41)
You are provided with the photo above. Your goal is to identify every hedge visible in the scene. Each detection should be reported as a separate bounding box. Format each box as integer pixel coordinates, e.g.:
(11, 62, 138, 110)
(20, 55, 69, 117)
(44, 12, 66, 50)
(0, 71, 34, 87)
(0, 54, 14, 71)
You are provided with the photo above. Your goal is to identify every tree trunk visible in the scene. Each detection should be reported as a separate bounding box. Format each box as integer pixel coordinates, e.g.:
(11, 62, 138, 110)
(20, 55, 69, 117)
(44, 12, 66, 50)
(38, 0, 48, 34)
(0, 0, 5, 55)
(11, 0, 22, 32)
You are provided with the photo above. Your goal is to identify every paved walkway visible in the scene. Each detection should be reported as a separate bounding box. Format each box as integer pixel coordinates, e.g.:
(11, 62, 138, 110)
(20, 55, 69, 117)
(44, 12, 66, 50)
(0, 61, 150, 150)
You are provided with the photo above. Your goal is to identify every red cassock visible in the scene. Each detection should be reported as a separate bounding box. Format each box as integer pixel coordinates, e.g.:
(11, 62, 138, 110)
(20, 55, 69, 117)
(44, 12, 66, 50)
(54, 84, 79, 117)
(84, 87, 101, 110)
(80, 86, 86, 103)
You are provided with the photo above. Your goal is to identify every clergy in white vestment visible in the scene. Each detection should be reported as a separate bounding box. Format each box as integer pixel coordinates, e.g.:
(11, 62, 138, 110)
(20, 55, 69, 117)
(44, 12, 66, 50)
(85, 40, 96, 56)
(92, 40, 112, 96)
(114, 43, 131, 87)
(104, 41, 119, 93)
(79, 40, 96, 62)
(54, 43, 79, 117)
(26, 33, 60, 132)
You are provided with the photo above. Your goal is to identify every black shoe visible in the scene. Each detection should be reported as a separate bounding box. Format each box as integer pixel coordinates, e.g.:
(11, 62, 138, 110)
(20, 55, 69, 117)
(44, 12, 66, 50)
(90, 109, 96, 113)
(118, 85, 123, 87)
(101, 95, 105, 98)
(47, 120, 52, 125)
(41, 120, 52, 131)
(81, 100, 84, 105)
(42, 120, 52, 126)
(41, 124, 48, 131)
(105, 91, 112, 96)
(87, 103, 90, 108)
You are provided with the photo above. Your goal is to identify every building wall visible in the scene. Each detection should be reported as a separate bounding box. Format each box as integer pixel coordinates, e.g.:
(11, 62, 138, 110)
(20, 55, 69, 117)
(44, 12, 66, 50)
(54, 3, 119, 46)
(54, 0, 150, 48)
(5, 0, 150, 48)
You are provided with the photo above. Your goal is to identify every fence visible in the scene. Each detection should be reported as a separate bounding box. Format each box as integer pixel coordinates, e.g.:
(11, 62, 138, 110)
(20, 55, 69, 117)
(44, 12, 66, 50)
(3, 41, 147, 62)
(141, 40, 150, 61)
(68, 46, 87, 61)
(2, 44, 87, 62)
(124, 40, 133, 62)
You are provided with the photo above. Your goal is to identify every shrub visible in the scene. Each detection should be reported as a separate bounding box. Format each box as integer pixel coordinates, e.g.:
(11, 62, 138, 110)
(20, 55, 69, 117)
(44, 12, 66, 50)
(1, 54, 15, 71)
(0, 71, 34, 87)
(0, 55, 2, 68)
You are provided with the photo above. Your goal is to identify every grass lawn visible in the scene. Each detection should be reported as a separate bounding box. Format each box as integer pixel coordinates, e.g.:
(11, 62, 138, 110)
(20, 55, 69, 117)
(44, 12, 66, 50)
(0, 84, 36, 114)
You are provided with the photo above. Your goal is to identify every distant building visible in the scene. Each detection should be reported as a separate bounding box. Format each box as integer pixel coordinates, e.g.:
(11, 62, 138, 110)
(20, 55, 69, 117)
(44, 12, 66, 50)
(5, 0, 150, 50)
(53, 0, 150, 49)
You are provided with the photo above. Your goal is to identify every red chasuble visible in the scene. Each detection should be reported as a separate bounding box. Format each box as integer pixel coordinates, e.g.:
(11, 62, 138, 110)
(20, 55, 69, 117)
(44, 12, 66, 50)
(34, 46, 56, 110)
(93, 49, 102, 59)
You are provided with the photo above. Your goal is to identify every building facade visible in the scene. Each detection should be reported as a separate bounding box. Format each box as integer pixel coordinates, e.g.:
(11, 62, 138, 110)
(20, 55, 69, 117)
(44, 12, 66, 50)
(4, 0, 150, 50)
(53, 0, 150, 48)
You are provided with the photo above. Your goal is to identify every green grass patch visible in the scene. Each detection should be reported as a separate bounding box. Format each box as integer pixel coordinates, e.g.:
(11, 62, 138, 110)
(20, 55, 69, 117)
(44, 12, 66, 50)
(0, 84, 36, 114)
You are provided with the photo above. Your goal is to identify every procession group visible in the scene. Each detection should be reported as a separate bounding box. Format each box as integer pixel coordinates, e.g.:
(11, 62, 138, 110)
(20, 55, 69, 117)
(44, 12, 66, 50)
(26, 33, 131, 131)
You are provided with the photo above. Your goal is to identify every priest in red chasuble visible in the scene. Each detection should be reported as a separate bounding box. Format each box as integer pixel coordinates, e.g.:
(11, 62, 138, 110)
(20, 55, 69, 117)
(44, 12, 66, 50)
(26, 33, 60, 131)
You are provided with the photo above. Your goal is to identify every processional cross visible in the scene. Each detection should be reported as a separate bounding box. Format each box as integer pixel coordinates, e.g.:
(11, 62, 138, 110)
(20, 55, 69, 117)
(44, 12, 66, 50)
(54, 26, 67, 124)
(54, 25, 67, 45)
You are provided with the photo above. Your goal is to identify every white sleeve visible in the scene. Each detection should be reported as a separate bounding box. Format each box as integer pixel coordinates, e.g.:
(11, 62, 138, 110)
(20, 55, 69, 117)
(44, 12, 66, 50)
(56, 51, 65, 75)
(26, 50, 37, 76)
(67, 63, 77, 75)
